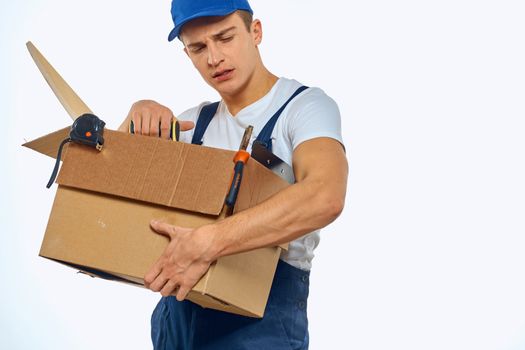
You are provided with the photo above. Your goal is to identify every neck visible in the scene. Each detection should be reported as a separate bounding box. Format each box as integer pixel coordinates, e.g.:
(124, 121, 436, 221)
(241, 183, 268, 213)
(221, 65, 278, 116)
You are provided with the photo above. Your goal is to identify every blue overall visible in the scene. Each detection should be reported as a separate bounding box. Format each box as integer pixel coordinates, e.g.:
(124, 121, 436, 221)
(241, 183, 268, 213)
(151, 86, 310, 350)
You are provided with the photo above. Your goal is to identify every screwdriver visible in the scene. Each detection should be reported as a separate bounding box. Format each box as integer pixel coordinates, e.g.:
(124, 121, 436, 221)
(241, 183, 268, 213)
(129, 119, 180, 141)
(225, 125, 253, 211)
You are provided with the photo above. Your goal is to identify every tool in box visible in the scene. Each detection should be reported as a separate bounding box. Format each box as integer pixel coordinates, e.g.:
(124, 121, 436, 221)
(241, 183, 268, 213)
(129, 118, 180, 141)
(225, 125, 254, 214)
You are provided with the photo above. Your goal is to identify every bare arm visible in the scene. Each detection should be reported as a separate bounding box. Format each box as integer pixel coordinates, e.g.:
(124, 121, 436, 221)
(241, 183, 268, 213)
(208, 137, 347, 256)
(145, 137, 348, 299)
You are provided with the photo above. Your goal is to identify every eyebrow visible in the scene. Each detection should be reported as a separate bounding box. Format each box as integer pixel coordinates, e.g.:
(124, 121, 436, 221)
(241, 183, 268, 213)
(186, 26, 237, 49)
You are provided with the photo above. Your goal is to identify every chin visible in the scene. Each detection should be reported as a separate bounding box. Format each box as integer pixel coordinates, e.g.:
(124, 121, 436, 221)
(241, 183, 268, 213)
(213, 80, 241, 96)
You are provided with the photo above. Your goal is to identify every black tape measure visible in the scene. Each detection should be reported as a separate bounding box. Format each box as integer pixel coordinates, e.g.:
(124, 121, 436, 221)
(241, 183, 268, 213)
(70, 113, 105, 150)
(46, 113, 106, 188)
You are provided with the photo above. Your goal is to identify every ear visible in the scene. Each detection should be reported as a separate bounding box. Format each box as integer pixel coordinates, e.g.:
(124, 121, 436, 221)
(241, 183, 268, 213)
(251, 19, 263, 45)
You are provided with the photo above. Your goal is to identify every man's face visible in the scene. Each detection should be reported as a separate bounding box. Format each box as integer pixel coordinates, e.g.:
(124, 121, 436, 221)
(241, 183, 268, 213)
(180, 12, 261, 98)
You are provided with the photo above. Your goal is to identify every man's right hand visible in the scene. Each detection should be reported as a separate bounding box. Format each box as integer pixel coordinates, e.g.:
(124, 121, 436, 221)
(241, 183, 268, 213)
(118, 100, 195, 139)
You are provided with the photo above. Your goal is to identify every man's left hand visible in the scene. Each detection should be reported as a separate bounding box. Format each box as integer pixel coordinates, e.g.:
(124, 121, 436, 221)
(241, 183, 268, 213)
(144, 220, 216, 301)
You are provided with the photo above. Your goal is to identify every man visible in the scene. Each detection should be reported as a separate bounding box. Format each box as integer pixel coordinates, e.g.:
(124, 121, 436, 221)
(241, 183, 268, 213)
(118, 0, 348, 349)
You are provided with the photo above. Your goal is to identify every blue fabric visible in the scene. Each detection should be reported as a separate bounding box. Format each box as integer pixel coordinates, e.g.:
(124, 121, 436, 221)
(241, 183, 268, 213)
(191, 102, 220, 145)
(168, 0, 253, 41)
(253, 86, 308, 153)
(151, 259, 310, 350)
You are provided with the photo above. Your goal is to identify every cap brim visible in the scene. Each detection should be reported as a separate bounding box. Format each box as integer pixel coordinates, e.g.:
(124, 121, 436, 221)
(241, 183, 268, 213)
(168, 7, 252, 42)
(168, 27, 179, 42)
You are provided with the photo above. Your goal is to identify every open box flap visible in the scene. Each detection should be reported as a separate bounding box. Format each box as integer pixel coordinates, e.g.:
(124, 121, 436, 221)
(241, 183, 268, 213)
(23, 126, 71, 159)
(57, 129, 236, 215)
(25, 127, 293, 234)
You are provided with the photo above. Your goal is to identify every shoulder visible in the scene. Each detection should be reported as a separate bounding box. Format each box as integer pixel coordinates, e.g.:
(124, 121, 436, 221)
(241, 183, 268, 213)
(276, 78, 343, 149)
(277, 77, 340, 116)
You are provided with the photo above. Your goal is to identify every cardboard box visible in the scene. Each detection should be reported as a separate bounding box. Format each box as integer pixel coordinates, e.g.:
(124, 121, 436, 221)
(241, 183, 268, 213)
(24, 128, 289, 318)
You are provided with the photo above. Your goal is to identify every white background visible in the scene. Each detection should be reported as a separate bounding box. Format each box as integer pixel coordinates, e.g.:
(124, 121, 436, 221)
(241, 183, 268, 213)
(1, 0, 524, 349)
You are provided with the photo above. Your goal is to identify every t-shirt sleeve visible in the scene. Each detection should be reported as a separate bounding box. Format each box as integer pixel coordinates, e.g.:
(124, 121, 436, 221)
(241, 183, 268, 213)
(286, 88, 344, 150)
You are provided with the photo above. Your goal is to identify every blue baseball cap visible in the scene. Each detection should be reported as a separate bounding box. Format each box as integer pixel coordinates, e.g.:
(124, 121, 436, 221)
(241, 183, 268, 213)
(168, 0, 253, 41)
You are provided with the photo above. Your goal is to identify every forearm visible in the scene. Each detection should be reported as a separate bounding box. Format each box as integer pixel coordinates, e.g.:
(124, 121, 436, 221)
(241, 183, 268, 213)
(205, 158, 347, 260)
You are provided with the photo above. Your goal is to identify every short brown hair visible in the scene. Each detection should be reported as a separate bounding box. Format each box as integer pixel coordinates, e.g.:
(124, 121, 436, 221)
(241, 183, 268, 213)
(236, 10, 253, 32)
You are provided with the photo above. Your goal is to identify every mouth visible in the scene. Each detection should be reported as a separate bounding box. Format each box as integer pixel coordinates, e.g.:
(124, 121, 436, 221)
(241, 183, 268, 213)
(212, 69, 234, 80)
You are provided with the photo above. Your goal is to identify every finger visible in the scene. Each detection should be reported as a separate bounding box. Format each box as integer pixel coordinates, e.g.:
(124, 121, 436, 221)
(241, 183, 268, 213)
(117, 121, 129, 133)
(148, 274, 169, 293)
(144, 262, 163, 288)
(160, 280, 179, 297)
(142, 110, 152, 136)
(117, 121, 128, 133)
(176, 285, 191, 301)
(160, 113, 174, 140)
(179, 120, 195, 132)
(131, 111, 142, 135)
(150, 220, 178, 239)
(148, 112, 161, 137)
(150, 220, 194, 239)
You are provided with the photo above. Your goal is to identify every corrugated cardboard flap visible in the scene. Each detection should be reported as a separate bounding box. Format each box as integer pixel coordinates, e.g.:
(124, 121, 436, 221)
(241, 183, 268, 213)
(55, 129, 236, 215)
(23, 126, 71, 159)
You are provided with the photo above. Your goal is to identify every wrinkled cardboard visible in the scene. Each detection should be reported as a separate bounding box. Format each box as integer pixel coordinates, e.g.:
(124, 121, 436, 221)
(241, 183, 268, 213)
(25, 128, 289, 318)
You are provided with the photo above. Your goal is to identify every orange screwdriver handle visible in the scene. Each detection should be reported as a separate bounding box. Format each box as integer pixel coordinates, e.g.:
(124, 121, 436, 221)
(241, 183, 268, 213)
(233, 150, 250, 164)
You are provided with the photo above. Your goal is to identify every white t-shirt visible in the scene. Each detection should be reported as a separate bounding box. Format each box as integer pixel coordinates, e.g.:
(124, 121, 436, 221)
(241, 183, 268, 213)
(178, 77, 343, 271)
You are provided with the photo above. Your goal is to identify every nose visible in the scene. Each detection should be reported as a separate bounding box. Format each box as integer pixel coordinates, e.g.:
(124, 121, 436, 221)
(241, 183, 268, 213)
(207, 42, 224, 67)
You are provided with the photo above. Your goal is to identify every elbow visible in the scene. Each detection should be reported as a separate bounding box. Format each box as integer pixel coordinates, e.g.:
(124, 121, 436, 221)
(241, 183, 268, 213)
(317, 191, 345, 225)
(326, 196, 345, 222)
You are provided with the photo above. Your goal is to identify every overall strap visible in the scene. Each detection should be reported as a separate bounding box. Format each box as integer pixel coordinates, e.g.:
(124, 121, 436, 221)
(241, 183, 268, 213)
(254, 85, 308, 152)
(191, 102, 220, 145)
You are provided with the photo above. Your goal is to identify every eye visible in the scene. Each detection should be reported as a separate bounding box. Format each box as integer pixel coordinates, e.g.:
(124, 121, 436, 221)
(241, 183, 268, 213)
(220, 36, 234, 43)
(191, 46, 205, 53)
